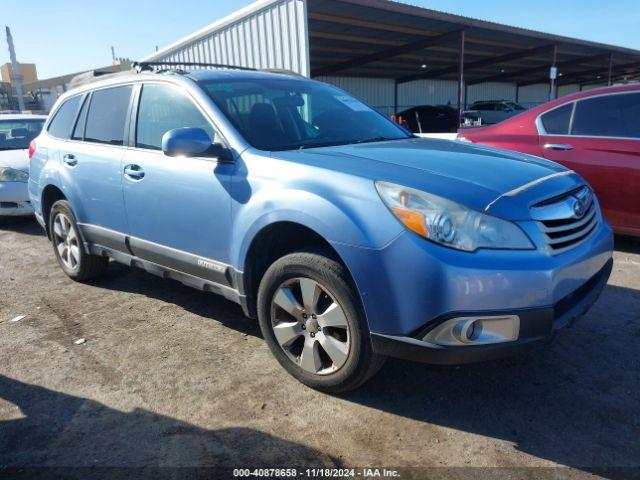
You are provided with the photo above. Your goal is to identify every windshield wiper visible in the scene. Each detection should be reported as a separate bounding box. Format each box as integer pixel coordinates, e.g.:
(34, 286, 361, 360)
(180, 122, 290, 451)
(351, 136, 402, 145)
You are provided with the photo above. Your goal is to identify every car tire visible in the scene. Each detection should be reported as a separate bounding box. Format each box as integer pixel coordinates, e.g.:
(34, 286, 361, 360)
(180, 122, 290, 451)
(49, 200, 108, 281)
(257, 250, 385, 393)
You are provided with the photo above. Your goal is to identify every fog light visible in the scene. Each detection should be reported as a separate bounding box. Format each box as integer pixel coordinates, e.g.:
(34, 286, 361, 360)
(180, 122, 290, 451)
(423, 315, 519, 346)
(452, 318, 482, 343)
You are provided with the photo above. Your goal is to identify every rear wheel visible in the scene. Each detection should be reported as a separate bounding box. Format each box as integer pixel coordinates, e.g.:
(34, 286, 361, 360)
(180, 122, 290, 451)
(257, 251, 385, 393)
(49, 200, 108, 281)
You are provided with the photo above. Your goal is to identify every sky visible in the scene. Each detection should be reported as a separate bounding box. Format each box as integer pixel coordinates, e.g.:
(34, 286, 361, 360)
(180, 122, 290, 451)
(3, 0, 640, 79)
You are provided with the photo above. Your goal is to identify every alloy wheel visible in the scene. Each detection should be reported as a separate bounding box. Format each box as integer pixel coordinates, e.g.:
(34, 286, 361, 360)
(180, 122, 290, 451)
(52, 213, 81, 271)
(270, 277, 350, 375)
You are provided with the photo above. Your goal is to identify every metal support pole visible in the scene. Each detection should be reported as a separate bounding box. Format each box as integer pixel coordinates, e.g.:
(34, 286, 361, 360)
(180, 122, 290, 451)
(393, 79, 398, 116)
(5, 27, 25, 112)
(464, 82, 468, 110)
(607, 52, 614, 86)
(549, 44, 557, 101)
(515, 84, 520, 103)
(457, 30, 465, 127)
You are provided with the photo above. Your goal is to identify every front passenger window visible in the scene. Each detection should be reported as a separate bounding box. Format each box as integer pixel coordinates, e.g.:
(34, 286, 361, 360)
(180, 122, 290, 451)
(136, 84, 216, 151)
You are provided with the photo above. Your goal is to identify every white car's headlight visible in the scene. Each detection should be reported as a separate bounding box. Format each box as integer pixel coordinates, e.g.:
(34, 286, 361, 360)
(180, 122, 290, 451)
(376, 181, 533, 252)
(0, 167, 29, 183)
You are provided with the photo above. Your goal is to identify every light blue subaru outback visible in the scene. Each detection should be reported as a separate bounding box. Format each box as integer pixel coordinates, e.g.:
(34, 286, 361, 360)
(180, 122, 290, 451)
(29, 67, 613, 392)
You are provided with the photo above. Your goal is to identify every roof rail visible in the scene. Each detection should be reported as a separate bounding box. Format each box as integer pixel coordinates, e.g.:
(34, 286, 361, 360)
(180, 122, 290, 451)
(132, 61, 257, 73)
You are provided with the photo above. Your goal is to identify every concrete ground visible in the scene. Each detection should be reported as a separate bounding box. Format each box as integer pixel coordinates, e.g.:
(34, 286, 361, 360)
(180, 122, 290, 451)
(1, 218, 638, 479)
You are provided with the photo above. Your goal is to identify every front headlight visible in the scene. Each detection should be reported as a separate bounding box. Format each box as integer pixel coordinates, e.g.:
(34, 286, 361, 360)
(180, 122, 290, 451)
(0, 167, 29, 183)
(376, 181, 533, 252)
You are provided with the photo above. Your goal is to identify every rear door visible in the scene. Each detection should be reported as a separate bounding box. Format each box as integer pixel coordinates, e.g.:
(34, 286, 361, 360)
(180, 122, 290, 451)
(60, 85, 133, 251)
(540, 92, 640, 234)
(121, 82, 234, 280)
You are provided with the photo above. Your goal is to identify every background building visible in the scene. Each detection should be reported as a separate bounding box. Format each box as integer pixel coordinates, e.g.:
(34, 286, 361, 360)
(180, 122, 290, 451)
(143, 0, 640, 119)
(0, 62, 37, 85)
(21, 60, 131, 112)
(0, 62, 37, 111)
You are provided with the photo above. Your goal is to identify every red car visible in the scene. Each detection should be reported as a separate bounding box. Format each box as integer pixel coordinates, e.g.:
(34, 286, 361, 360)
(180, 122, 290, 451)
(457, 84, 640, 237)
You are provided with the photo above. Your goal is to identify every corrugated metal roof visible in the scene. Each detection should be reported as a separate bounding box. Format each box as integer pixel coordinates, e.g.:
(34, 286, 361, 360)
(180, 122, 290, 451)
(145, 0, 640, 86)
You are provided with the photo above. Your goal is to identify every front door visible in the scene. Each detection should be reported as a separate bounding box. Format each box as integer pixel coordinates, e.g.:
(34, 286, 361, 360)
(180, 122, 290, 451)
(540, 91, 640, 235)
(122, 82, 234, 283)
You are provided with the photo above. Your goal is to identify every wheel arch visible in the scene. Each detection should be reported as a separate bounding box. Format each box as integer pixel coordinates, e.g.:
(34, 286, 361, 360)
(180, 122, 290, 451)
(239, 220, 362, 320)
(40, 184, 67, 238)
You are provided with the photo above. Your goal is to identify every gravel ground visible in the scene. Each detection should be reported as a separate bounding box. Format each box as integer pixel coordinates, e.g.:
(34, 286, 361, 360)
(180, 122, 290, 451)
(1, 218, 639, 479)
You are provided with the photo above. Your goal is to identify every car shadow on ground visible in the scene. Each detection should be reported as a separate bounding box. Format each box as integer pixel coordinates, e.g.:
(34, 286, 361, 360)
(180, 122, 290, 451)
(614, 234, 640, 254)
(93, 262, 262, 339)
(0, 375, 340, 477)
(0, 216, 44, 236)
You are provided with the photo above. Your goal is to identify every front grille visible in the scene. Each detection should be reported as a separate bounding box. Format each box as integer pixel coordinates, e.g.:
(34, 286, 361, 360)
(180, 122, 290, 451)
(0, 202, 19, 209)
(533, 187, 599, 254)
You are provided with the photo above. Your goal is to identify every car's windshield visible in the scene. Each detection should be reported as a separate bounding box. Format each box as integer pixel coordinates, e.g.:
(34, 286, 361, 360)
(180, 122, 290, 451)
(0, 119, 45, 150)
(199, 77, 411, 150)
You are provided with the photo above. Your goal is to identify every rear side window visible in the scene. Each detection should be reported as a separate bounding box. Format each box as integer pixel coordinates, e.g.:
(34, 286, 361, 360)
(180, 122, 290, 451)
(135, 83, 215, 150)
(84, 85, 133, 145)
(540, 103, 573, 135)
(572, 92, 640, 139)
(48, 95, 82, 139)
(71, 95, 90, 140)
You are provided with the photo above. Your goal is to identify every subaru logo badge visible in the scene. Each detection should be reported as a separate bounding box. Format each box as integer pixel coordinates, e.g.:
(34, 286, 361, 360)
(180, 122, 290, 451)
(572, 188, 591, 219)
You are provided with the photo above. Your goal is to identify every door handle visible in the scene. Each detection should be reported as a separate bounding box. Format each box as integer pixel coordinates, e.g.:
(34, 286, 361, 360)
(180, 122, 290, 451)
(123, 164, 145, 180)
(543, 143, 573, 151)
(62, 153, 77, 166)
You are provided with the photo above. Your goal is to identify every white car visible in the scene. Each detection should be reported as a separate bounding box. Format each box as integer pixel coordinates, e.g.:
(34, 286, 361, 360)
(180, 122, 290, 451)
(0, 114, 47, 219)
(468, 100, 526, 124)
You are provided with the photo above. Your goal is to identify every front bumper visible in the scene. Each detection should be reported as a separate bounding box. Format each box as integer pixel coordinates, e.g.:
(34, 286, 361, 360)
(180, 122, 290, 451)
(0, 182, 33, 216)
(333, 214, 613, 364)
(370, 258, 612, 364)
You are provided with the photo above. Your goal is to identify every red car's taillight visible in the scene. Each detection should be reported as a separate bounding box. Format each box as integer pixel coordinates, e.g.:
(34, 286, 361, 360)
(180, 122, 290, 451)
(28, 140, 36, 159)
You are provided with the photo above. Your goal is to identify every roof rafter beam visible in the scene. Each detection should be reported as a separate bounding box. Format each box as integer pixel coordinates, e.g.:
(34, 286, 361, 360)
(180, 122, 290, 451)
(468, 52, 612, 85)
(575, 68, 640, 86)
(518, 59, 640, 86)
(397, 43, 556, 84)
(311, 29, 463, 77)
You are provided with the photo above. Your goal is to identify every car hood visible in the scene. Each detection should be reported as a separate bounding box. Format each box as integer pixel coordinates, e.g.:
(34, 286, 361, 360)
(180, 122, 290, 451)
(273, 137, 586, 220)
(0, 149, 29, 172)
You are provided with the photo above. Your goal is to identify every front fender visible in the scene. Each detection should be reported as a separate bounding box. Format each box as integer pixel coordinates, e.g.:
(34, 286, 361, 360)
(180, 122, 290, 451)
(228, 154, 404, 271)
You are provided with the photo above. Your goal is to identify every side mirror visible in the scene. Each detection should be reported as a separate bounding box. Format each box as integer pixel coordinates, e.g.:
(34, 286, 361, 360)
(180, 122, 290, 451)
(162, 127, 233, 161)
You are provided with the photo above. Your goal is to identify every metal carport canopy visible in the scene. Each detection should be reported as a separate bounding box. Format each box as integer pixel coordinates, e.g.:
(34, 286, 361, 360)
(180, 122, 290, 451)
(308, 0, 640, 86)
(144, 0, 640, 119)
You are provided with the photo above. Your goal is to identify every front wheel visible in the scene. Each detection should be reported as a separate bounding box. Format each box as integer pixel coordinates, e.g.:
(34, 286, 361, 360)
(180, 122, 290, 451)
(257, 251, 385, 393)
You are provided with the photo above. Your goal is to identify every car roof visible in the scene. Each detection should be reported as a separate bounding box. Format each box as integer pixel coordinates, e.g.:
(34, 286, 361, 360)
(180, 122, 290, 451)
(51, 68, 315, 107)
(559, 82, 640, 102)
(185, 69, 305, 82)
(0, 114, 47, 120)
(525, 82, 640, 117)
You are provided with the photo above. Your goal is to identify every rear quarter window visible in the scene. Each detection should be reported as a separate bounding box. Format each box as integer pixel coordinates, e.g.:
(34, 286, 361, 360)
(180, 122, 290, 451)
(540, 103, 573, 135)
(48, 95, 82, 139)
